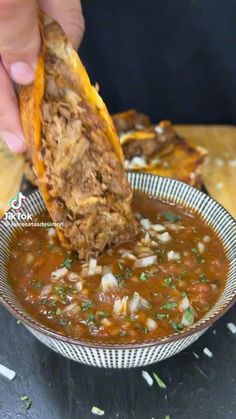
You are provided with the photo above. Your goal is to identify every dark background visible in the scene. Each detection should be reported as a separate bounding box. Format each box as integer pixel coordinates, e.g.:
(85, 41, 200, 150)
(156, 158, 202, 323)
(80, 0, 236, 124)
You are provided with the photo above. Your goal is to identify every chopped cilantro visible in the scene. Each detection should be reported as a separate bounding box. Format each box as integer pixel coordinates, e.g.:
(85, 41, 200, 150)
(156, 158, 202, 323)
(169, 320, 183, 331)
(31, 280, 42, 289)
(139, 272, 149, 281)
(59, 318, 70, 326)
(164, 277, 174, 287)
(55, 308, 62, 316)
(115, 266, 132, 281)
(199, 272, 206, 279)
(163, 211, 182, 223)
(153, 372, 167, 389)
(161, 302, 177, 310)
(49, 300, 57, 307)
(86, 313, 95, 323)
(182, 307, 194, 325)
(181, 291, 187, 298)
(165, 415, 170, 419)
(54, 285, 66, 294)
(40, 298, 48, 306)
(191, 247, 198, 254)
(20, 395, 32, 410)
(118, 261, 124, 270)
(96, 311, 108, 319)
(63, 257, 73, 270)
(82, 300, 93, 310)
(120, 330, 128, 337)
(157, 313, 169, 320)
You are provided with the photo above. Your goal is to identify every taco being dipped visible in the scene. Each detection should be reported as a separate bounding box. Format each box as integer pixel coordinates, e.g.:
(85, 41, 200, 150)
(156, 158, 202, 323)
(19, 14, 137, 260)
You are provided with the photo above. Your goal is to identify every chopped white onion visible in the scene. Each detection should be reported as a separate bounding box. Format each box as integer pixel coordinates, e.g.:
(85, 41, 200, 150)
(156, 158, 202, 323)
(142, 370, 154, 386)
(62, 302, 80, 315)
(151, 224, 166, 232)
(140, 219, 152, 230)
(203, 235, 211, 243)
(227, 322, 236, 334)
(146, 318, 158, 331)
(130, 156, 147, 167)
(51, 267, 68, 280)
(157, 232, 171, 243)
(143, 232, 151, 244)
(179, 296, 190, 311)
(128, 292, 141, 313)
(121, 251, 137, 261)
(75, 280, 83, 291)
(91, 406, 105, 416)
(214, 157, 224, 167)
(48, 227, 56, 237)
(166, 223, 182, 232)
(134, 255, 157, 268)
(154, 125, 164, 134)
(0, 364, 16, 381)
(216, 182, 224, 190)
(150, 157, 162, 166)
(128, 292, 150, 313)
(40, 284, 52, 298)
(210, 284, 217, 292)
(113, 296, 129, 316)
(68, 272, 80, 282)
(203, 347, 213, 358)
(88, 258, 97, 276)
(167, 250, 181, 261)
(197, 242, 205, 254)
(135, 212, 142, 220)
(101, 273, 118, 292)
(228, 158, 236, 167)
(193, 352, 199, 359)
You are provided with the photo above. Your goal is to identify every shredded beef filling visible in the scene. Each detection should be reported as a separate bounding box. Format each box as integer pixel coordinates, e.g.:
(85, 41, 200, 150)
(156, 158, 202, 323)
(40, 52, 137, 259)
(122, 124, 178, 160)
(112, 110, 150, 134)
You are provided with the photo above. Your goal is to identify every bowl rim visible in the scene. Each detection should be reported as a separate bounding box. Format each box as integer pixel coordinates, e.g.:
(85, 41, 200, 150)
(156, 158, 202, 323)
(0, 174, 236, 350)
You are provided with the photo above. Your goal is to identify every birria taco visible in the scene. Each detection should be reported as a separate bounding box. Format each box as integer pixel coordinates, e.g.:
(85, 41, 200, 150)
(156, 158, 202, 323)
(19, 14, 137, 260)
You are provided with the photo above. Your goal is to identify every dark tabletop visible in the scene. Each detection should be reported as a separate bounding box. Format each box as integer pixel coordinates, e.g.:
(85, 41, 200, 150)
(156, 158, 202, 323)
(0, 301, 236, 419)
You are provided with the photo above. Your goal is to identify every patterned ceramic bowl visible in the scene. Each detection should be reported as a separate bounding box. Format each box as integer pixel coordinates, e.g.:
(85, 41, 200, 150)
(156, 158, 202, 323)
(0, 173, 236, 368)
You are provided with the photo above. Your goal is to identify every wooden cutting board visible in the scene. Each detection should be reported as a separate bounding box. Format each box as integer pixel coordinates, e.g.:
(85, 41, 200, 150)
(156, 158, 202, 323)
(0, 125, 236, 218)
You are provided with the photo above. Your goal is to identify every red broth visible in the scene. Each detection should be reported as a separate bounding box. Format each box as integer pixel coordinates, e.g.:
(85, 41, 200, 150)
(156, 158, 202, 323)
(8, 196, 228, 343)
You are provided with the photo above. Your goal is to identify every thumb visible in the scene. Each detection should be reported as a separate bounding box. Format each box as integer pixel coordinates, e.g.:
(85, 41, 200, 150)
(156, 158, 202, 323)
(0, 0, 40, 85)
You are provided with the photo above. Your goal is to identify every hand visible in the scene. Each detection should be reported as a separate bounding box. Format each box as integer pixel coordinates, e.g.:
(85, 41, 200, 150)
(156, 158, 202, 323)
(0, 0, 84, 153)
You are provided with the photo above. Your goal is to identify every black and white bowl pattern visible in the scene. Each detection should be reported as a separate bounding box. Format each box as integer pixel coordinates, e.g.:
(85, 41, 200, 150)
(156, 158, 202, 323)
(0, 173, 235, 368)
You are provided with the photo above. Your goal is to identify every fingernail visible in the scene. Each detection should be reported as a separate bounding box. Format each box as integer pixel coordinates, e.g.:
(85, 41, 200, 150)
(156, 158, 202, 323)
(1, 132, 27, 153)
(10, 62, 35, 84)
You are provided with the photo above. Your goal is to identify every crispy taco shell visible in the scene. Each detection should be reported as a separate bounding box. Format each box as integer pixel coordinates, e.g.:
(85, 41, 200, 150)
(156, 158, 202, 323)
(19, 15, 137, 259)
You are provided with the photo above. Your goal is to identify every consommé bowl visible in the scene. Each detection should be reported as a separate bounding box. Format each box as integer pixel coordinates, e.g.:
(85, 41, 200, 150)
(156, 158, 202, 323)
(0, 173, 235, 368)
